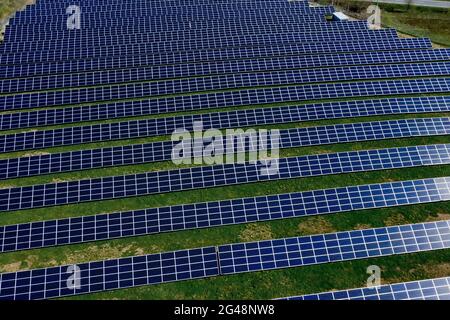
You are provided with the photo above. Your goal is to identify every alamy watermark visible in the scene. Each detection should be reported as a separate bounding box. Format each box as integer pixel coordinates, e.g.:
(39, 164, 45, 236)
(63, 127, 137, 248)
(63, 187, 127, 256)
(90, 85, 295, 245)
(66, 265, 81, 290)
(171, 121, 280, 176)
(66, 5, 81, 30)
(366, 265, 382, 288)
(367, 5, 382, 28)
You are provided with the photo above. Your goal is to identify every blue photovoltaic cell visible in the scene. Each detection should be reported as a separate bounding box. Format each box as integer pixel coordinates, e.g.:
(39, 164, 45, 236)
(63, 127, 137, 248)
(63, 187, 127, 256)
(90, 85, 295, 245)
(1, 47, 447, 80)
(0, 246, 220, 300)
(1, 58, 442, 95)
(0, 143, 449, 212)
(3, 21, 369, 43)
(217, 220, 450, 275)
(1, 220, 450, 300)
(1, 76, 447, 113)
(0, 29, 397, 58)
(1, 176, 449, 253)
(1, 117, 449, 179)
(280, 277, 450, 300)
(0, 38, 432, 65)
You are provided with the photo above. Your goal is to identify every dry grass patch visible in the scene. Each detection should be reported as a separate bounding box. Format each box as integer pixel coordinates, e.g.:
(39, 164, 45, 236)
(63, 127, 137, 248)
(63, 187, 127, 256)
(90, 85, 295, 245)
(61, 243, 147, 265)
(298, 216, 336, 235)
(239, 223, 273, 242)
(0, 261, 21, 273)
(354, 223, 372, 230)
(426, 213, 450, 222)
(384, 213, 409, 227)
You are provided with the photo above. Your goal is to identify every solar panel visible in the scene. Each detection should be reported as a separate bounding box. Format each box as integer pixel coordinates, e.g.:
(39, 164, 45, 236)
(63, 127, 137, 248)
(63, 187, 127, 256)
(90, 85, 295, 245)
(7, 15, 326, 33)
(16, 1, 319, 16)
(17, 0, 311, 12)
(4, 19, 338, 46)
(3, 47, 446, 80)
(218, 220, 450, 274)
(1, 220, 449, 300)
(22, 1, 308, 13)
(12, 6, 324, 19)
(0, 246, 220, 300)
(280, 277, 450, 300)
(0, 38, 431, 66)
(1, 76, 448, 113)
(4, 21, 368, 43)
(10, 7, 334, 26)
(1, 117, 448, 180)
(29, 0, 307, 8)
(0, 143, 449, 212)
(3, 57, 441, 96)
(1, 176, 449, 253)
(1, 29, 396, 55)
(1, 95, 449, 132)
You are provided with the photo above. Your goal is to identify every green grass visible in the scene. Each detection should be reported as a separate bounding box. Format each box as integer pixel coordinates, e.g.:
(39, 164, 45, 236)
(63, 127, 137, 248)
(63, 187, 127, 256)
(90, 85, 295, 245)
(380, 5, 450, 47)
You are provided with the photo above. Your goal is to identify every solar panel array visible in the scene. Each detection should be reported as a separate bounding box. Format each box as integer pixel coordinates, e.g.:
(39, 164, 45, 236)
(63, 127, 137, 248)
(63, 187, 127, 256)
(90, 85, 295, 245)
(1, 117, 449, 179)
(2, 60, 448, 95)
(1, 0, 450, 300)
(1, 143, 450, 212)
(1, 176, 449, 253)
(1, 220, 450, 300)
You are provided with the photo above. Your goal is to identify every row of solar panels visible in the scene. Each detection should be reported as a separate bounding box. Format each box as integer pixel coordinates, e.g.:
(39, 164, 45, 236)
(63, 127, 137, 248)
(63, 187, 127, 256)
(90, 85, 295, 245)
(1, 219, 450, 299)
(0, 29, 398, 54)
(2, 76, 448, 114)
(0, 175, 448, 253)
(1, 48, 448, 81)
(10, 5, 334, 26)
(4, 20, 369, 43)
(1, 38, 432, 66)
(9, 11, 336, 30)
(19, 0, 312, 11)
(0, 143, 449, 212)
(5, 12, 339, 42)
(5, 14, 329, 34)
(0, 94, 448, 132)
(1, 117, 450, 181)
(2, 62, 448, 107)
(281, 277, 450, 300)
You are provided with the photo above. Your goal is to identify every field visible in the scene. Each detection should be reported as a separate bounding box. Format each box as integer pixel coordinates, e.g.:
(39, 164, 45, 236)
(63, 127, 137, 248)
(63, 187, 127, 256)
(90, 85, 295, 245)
(0, 1, 450, 300)
(314, 0, 450, 47)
